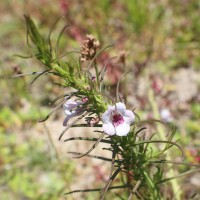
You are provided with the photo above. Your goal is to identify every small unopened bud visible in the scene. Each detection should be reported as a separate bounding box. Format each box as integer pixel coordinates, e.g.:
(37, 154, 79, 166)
(89, 117, 100, 127)
(13, 65, 22, 75)
(91, 76, 96, 82)
(82, 97, 88, 103)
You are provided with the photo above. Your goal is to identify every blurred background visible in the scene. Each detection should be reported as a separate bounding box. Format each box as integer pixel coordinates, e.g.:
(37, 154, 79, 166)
(0, 0, 200, 199)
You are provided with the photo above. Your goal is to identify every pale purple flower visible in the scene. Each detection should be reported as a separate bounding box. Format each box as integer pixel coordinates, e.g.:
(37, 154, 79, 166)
(160, 109, 173, 123)
(63, 99, 84, 126)
(102, 102, 135, 136)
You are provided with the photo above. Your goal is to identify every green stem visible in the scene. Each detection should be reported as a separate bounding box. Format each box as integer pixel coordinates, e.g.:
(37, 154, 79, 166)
(143, 170, 162, 200)
(94, 60, 100, 89)
(148, 83, 181, 200)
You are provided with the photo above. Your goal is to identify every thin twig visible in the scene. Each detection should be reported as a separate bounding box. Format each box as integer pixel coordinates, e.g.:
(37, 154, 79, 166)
(72, 133, 105, 158)
(100, 167, 122, 200)
(64, 185, 129, 195)
(38, 99, 65, 122)
(128, 180, 142, 200)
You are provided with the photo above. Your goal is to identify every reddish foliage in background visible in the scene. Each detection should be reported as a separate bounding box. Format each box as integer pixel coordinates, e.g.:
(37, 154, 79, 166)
(93, 165, 108, 182)
(150, 75, 164, 95)
(98, 52, 123, 85)
(59, 0, 70, 16)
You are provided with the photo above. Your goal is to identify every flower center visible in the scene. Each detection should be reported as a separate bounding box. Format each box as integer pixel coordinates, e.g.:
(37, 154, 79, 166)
(111, 112, 124, 127)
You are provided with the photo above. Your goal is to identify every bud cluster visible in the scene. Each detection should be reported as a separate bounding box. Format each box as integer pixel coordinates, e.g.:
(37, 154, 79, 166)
(80, 34, 100, 62)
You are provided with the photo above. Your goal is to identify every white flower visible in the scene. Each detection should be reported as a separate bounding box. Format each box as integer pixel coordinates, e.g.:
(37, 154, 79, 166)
(102, 102, 135, 136)
(160, 109, 173, 123)
(63, 99, 83, 126)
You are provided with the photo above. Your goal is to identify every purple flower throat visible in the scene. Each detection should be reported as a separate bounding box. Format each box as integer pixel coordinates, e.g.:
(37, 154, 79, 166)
(111, 112, 124, 127)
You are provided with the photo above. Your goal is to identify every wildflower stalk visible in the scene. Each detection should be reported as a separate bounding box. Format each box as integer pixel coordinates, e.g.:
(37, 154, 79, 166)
(23, 16, 187, 199)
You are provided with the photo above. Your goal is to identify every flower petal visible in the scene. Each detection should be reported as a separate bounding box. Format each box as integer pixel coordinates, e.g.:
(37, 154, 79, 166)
(64, 110, 72, 115)
(115, 123, 130, 136)
(115, 102, 126, 114)
(63, 100, 78, 111)
(63, 112, 78, 126)
(103, 122, 115, 135)
(107, 105, 113, 110)
(63, 116, 71, 126)
(102, 109, 112, 123)
(124, 110, 135, 125)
